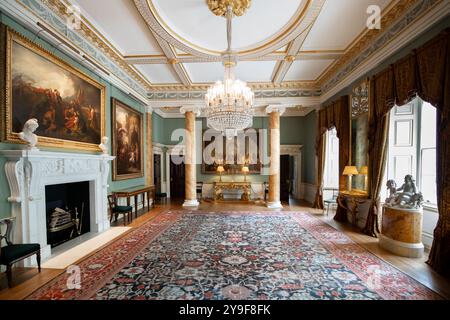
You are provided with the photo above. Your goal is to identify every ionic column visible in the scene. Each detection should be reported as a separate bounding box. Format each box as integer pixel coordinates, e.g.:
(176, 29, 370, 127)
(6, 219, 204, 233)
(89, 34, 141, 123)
(266, 105, 285, 209)
(180, 106, 200, 207)
(145, 106, 154, 186)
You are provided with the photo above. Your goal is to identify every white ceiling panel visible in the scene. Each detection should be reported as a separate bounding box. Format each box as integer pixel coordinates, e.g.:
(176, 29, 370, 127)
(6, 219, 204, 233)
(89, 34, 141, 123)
(74, 0, 163, 55)
(135, 64, 180, 84)
(302, 0, 391, 51)
(184, 62, 224, 83)
(151, 0, 305, 52)
(234, 61, 277, 82)
(284, 59, 335, 81)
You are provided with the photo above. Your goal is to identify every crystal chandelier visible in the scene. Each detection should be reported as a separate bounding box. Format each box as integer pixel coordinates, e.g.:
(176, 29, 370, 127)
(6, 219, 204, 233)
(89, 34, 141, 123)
(205, 4, 254, 138)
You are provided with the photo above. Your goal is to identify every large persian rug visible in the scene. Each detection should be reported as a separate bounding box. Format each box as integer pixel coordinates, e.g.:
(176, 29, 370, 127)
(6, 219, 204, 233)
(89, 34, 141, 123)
(27, 211, 441, 300)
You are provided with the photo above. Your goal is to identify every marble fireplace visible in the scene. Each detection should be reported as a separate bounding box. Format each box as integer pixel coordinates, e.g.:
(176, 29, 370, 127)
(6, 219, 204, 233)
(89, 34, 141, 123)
(0, 150, 114, 266)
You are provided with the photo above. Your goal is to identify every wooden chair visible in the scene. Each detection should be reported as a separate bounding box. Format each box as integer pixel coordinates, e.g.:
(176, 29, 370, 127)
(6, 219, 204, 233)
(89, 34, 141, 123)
(323, 188, 339, 216)
(196, 182, 203, 202)
(0, 217, 41, 288)
(107, 194, 133, 225)
(263, 182, 269, 201)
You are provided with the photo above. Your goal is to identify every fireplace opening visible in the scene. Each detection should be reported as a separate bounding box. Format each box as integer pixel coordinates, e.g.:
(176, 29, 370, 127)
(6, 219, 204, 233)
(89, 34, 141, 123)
(45, 181, 91, 248)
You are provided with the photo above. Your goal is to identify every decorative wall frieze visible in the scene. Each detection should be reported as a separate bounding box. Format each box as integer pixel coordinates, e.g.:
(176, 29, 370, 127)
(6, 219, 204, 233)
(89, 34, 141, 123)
(148, 88, 322, 101)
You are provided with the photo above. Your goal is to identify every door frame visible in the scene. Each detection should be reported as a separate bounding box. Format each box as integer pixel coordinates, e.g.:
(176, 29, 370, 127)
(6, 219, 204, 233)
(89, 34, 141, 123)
(153, 144, 165, 194)
(280, 145, 303, 200)
(165, 144, 186, 198)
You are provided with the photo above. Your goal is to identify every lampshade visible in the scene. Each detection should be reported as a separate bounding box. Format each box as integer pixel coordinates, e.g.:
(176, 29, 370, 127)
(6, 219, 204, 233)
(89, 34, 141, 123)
(242, 166, 249, 173)
(217, 165, 225, 173)
(359, 166, 368, 175)
(343, 166, 359, 176)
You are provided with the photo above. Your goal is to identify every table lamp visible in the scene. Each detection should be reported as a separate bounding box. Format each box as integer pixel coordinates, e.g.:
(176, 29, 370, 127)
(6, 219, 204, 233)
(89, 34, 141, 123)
(359, 166, 369, 191)
(242, 166, 249, 182)
(343, 166, 359, 192)
(217, 165, 225, 182)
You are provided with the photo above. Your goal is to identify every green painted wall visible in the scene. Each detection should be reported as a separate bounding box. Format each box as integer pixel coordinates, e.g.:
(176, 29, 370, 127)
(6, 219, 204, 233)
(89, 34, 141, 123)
(150, 116, 316, 184)
(0, 14, 147, 218)
(152, 112, 164, 144)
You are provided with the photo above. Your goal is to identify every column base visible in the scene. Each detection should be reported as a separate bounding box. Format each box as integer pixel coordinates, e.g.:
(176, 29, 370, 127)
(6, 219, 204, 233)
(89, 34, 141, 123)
(266, 201, 283, 209)
(182, 199, 200, 207)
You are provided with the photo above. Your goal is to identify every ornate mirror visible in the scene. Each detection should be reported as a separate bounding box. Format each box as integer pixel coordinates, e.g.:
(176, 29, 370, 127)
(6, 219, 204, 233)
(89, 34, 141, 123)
(351, 80, 369, 193)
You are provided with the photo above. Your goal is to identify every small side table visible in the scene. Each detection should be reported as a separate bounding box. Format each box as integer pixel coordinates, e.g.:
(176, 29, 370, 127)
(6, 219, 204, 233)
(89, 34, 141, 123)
(379, 205, 424, 258)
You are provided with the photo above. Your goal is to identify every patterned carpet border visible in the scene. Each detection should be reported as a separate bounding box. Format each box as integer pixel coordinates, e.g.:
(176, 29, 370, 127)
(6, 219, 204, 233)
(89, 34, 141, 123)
(26, 210, 442, 300)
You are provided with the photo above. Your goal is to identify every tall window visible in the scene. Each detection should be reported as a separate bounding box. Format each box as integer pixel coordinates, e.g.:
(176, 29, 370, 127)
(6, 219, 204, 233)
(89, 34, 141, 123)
(323, 128, 339, 190)
(419, 102, 437, 205)
(386, 98, 437, 206)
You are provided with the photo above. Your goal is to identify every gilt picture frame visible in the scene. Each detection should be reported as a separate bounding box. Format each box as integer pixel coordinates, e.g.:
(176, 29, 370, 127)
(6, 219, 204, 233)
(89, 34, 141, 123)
(111, 98, 144, 181)
(0, 26, 106, 151)
(201, 129, 262, 174)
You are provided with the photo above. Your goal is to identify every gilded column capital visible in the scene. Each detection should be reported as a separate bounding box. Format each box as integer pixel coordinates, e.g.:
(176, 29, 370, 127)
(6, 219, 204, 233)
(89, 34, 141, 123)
(265, 105, 286, 116)
(180, 106, 201, 117)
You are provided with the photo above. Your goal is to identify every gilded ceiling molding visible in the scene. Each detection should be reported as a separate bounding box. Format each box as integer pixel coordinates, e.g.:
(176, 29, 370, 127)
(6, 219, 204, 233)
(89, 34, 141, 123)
(147, 80, 319, 93)
(133, 0, 325, 60)
(318, 0, 443, 93)
(22, 0, 152, 92)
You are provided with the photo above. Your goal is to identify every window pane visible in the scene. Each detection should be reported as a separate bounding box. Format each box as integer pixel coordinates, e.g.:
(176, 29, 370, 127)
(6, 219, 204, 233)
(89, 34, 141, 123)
(421, 102, 436, 148)
(421, 148, 437, 205)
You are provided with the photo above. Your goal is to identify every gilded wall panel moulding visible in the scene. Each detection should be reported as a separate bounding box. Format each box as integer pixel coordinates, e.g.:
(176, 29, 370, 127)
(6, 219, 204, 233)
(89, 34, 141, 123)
(351, 80, 369, 118)
(17, 0, 151, 94)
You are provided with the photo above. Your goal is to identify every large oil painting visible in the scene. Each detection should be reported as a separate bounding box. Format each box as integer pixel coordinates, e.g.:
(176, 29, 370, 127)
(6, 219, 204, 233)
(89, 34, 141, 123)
(202, 129, 262, 174)
(1, 28, 105, 151)
(112, 98, 143, 181)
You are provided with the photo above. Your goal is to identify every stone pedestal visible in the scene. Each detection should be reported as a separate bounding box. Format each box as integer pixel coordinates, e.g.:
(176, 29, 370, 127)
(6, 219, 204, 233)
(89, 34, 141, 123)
(379, 205, 424, 258)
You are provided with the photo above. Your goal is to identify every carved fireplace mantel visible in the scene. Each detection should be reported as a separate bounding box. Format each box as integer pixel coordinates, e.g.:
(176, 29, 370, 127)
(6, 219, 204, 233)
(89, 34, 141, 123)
(0, 149, 114, 265)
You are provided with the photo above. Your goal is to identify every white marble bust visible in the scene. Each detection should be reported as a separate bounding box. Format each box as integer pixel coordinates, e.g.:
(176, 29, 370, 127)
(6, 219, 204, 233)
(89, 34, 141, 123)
(18, 118, 39, 150)
(99, 136, 109, 154)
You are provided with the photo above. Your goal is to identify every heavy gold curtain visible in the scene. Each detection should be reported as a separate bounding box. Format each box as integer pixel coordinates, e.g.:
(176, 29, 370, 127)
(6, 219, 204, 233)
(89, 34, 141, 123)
(313, 96, 350, 223)
(369, 29, 450, 276)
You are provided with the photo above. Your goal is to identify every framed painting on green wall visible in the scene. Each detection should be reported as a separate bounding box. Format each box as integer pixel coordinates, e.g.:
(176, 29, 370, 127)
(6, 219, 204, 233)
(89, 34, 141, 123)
(111, 98, 144, 181)
(201, 129, 262, 175)
(0, 26, 106, 152)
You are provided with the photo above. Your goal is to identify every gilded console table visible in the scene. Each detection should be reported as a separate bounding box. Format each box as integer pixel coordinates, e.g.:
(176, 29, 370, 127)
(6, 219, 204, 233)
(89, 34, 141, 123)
(337, 190, 370, 229)
(213, 182, 251, 201)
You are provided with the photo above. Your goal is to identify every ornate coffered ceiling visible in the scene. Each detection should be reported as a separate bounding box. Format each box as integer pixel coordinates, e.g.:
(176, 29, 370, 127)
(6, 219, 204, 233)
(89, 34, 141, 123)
(2, 0, 447, 118)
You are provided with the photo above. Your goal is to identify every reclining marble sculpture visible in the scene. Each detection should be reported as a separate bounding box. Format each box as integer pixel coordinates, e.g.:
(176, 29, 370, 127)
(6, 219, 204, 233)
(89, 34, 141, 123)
(385, 175, 423, 209)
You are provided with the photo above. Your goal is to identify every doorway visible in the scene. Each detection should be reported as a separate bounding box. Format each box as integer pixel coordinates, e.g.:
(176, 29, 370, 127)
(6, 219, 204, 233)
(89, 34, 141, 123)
(280, 155, 291, 203)
(170, 155, 185, 199)
(154, 154, 161, 193)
